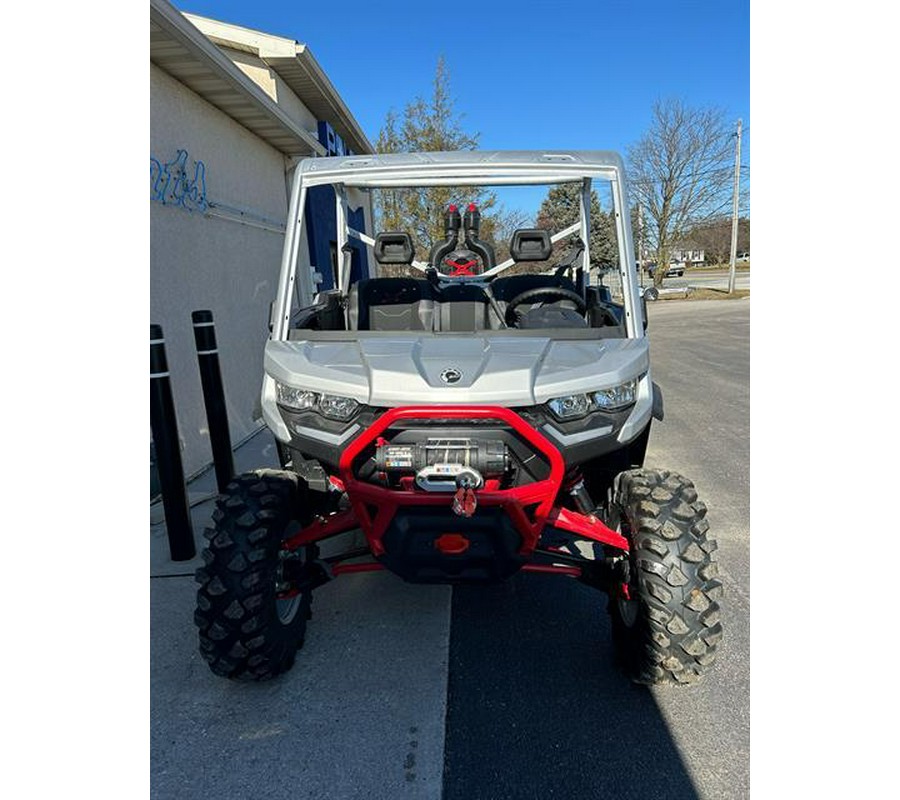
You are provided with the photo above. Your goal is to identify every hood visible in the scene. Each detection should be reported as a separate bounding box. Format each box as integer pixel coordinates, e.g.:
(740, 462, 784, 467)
(264, 334, 649, 407)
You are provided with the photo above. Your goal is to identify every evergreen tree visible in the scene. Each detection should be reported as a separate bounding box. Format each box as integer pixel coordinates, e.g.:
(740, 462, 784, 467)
(374, 57, 497, 263)
(535, 182, 619, 271)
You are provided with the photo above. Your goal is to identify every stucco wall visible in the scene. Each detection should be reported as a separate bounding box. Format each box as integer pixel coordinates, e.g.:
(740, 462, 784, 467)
(151, 63, 310, 476)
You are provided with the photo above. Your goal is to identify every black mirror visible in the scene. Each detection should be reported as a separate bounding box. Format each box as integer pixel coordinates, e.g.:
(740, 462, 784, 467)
(638, 286, 657, 331)
(510, 229, 552, 262)
(374, 232, 415, 265)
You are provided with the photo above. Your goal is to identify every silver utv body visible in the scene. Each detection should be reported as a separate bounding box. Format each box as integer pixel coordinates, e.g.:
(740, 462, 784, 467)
(262, 150, 651, 455)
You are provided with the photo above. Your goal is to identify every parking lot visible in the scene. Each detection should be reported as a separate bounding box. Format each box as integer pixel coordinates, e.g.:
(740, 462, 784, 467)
(151, 298, 750, 799)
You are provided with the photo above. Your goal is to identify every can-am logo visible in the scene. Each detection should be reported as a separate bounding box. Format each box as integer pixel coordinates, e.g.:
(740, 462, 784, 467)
(440, 368, 462, 384)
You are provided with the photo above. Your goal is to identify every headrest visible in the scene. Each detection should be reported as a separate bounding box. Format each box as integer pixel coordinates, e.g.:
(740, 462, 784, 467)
(509, 229, 552, 262)
(374, 232, 415, 265)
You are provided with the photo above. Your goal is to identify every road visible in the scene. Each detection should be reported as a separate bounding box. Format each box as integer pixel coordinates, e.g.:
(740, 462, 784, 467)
(647, 268, 751, 291)
(444, 299, 750, 799)
(151, 299, 750, 799)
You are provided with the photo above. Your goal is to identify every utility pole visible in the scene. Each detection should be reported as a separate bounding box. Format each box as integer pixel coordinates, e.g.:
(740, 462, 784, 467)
(728, 118, 743, 294)
(638, 202, 645, 288)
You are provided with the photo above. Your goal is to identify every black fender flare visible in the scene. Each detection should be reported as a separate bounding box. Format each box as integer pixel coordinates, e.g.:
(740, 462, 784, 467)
(651, 381, 665, 421)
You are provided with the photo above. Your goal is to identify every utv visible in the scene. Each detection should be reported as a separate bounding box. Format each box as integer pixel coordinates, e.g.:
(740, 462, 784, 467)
(194, 151, 722, 685)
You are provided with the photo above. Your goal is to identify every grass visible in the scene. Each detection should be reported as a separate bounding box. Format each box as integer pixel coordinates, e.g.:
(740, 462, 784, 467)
(685, 262, 751, 272)
(656, 287, 750, 301)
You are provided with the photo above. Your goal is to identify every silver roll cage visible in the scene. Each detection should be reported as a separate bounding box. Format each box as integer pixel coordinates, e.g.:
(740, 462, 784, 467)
(272, 150, 642, 340)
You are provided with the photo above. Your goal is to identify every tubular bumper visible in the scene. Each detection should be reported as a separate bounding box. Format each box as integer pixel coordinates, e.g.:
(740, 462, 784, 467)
(282, 406, 628, 557)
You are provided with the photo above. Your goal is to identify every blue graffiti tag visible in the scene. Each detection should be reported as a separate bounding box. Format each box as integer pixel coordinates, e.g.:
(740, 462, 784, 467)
(150, 149, 208, 213)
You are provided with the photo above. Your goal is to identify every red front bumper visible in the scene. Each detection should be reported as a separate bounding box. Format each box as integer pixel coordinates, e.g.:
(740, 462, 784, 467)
(282, 406, 628, 560)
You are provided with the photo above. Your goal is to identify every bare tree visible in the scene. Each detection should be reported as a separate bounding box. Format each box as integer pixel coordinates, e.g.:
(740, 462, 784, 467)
(628, 99, 735, 286)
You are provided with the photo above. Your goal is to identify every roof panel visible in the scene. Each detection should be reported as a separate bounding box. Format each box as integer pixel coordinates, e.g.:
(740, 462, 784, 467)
(150, 0, 323, 157)
(183, 14, 373, 156)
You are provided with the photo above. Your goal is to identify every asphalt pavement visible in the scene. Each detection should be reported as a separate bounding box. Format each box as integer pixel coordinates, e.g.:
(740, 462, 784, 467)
(151, 298, 750, 799)
(657, 268, 751, 291)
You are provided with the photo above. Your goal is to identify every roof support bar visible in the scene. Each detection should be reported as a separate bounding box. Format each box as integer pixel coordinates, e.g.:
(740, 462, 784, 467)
(610, 177, 641, 336)
(274, 180, 308, 339)
(335, 185, 351, 296)
(580, 179, 592, 274)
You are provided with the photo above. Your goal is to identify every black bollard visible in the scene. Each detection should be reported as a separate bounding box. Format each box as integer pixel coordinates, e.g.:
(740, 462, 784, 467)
(150, 325, 196, 561)
(191, 310, 235, 493)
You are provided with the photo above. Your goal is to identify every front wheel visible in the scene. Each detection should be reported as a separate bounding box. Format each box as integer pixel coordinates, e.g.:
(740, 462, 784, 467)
(608, 469, 723, 685)
(194, 470, 312, 681)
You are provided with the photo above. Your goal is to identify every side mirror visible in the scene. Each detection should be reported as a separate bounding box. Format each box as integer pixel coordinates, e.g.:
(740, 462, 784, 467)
(638, 286, 658, 332)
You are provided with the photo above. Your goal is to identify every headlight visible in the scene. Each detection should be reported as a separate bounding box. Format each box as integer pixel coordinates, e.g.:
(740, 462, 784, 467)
(592, 378, 637, 411)
(318, 393, 359, 421)
(275, 382, 359, 421)
(275, 383, 317, 410)
(547, 394, 592, 420)
(547, 378, 639, 420)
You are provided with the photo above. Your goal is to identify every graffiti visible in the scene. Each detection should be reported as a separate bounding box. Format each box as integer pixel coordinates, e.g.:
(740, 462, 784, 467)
(150, 149, 208, 213)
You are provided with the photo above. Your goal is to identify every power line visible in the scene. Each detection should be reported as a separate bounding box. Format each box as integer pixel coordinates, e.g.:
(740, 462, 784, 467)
(628, 164, 750, 187)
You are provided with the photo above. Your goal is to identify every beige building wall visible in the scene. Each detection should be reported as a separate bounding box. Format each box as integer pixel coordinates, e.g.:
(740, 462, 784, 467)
(220, 47, 321, 135)
(151, 63, 311, 476)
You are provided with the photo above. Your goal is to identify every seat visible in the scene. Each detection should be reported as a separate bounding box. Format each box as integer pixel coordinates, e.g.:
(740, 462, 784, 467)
(435, 283, 492, 331)
(348, 278, 436, 331)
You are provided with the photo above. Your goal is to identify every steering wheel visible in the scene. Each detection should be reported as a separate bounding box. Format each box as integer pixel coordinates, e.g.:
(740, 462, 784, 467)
(506, 286, 587, 319)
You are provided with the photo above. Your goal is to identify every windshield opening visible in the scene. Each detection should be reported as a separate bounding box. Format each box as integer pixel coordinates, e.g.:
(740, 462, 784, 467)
(281, 175, 637, 339)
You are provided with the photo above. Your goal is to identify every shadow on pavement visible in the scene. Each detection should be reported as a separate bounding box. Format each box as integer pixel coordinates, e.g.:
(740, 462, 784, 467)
(444, 573, 699, 800)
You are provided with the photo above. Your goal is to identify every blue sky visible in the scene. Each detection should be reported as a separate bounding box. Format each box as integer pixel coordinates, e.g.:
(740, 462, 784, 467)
(179, 0, 749, 216)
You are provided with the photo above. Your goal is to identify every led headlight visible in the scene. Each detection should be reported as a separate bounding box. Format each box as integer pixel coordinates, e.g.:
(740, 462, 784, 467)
(275, 383, 318, 410)
(547, 394, 593, 420)
(547, 378, 639, 420)
(275, 382, 360, 421)
(318, 393, 359, 421)
(592, 378, 637, 411)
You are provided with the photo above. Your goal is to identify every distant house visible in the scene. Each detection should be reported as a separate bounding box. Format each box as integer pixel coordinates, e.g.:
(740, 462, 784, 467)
(671, 242, 705, 265)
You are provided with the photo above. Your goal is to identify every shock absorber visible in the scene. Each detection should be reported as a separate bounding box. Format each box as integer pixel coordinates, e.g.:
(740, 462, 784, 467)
(567, 471, 596, 515)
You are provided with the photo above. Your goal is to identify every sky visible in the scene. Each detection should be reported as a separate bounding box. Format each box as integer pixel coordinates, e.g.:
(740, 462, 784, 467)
(178, 0, 749, 217)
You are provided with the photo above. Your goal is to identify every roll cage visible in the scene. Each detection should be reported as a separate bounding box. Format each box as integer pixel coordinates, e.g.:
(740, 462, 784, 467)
(272, 150, 643, 341)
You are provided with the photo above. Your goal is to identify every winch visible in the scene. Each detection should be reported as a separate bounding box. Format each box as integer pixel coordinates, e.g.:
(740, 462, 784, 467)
(374, 437, 509, 493)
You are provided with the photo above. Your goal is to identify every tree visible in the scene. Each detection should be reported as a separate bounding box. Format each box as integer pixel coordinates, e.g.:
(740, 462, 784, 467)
(627, 99, 735, 286)
(374, 57, 498, 267)
(534, 182, 619, 275)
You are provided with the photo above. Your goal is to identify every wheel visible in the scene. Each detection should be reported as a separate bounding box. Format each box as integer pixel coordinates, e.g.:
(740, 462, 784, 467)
(608, 469, 723, 685)
(194, 469, 312, 681)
